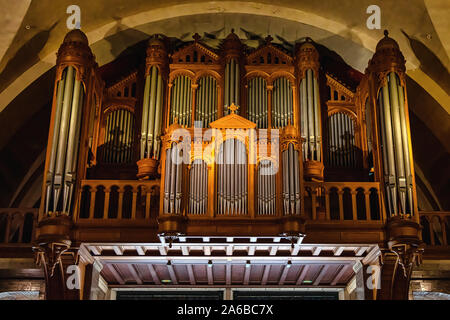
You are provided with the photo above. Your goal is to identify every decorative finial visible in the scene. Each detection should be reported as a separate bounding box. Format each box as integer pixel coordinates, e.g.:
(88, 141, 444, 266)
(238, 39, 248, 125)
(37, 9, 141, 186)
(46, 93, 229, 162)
(228, 103, 239, 114)
(231, 28, 235, 33)
(384, 30, 389, 37)
(265, 35, 273, 44)
(193, 33, 201, 42)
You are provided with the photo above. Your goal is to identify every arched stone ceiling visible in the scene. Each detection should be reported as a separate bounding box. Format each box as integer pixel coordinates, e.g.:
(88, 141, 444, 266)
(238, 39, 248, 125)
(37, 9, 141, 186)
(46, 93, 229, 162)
(0, 0, 448, 209)
(0, 0, 449, 112)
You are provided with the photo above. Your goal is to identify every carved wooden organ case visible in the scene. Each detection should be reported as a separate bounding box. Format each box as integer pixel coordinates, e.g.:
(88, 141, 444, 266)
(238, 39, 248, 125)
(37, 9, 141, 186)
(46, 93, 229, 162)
(42, 29, 420, 234)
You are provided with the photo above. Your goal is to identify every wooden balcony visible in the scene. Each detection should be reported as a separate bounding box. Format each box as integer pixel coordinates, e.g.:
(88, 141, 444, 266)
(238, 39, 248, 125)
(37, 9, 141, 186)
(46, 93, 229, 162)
(419, 211, 450, 259)
(0, 208, 38, 257)
(72, 179, 388, 244)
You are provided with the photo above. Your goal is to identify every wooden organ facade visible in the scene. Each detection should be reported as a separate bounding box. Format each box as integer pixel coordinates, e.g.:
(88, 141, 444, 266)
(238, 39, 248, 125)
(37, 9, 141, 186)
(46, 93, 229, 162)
(28, 29, 428, 300)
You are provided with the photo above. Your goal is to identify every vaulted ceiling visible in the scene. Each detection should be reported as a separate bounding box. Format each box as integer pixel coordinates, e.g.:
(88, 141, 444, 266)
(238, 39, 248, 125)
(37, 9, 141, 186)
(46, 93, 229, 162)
(0, 0, 448, 210)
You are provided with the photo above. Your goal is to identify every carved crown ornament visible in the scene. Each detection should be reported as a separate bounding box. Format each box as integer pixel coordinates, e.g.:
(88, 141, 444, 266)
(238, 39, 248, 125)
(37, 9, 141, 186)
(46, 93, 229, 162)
(295, 39, 320, 80)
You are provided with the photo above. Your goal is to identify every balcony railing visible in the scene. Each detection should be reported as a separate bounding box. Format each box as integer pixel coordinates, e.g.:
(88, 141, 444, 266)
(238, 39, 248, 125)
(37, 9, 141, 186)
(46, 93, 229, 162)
(304, 182, 385, 222)
(75, 179, 160, 225)
(419, 211, 450, 247)
(0, 208, 38, 244)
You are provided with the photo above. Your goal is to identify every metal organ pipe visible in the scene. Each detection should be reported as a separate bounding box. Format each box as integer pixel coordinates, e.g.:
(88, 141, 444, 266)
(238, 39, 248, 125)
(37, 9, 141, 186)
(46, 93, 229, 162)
(300, 69, 321, 162)
(377, 72, 414, 216)
(380, 82, 398, 215)
(45, 65, 85, 214)
(397, 79, 414, 213)
(45, 70, 66, 213)
(282, 144, 301, 215)
(217, 139, 247, 215)
(300, 78, 308, 161)
(53, 66, 75, 212)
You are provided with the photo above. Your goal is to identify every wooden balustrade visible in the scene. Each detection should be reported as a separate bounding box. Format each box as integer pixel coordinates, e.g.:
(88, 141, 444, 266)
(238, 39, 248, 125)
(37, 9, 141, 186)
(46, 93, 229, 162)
(76, 180, 160, 223)
(0, 208, 38, 244)
(304, 182, 385, 222)
(419, 211, 450, 247)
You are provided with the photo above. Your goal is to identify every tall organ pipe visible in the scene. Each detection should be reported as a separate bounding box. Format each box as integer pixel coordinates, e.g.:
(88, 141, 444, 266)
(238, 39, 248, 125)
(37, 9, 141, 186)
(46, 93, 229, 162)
(381, 83, 398, 215)
(62, 78, 82, 212)
(53, 66, 76, 211)
(45, 70, 67, 213)
(313, 76, 321, 161)
(301, 78, 308, 161)
(397, 79, 413, 212)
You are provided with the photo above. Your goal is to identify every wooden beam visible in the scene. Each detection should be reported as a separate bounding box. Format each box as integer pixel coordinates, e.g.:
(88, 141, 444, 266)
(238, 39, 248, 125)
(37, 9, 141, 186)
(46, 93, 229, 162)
(181, 246, 189, 256)
(186, 264, 196, 285)
(207, 265, 214, 285)
(269, 246, 278, 255)
(313, 265, 330, 286)
(243, 265, 251, 285)
(226, 263, 231, 285)
(113, 246, 123, 256)
(167, 263, 178, 285)
(355, 247, 368, 256)
(331, 264, 351, 286)
(127, 264, 143, 285)
(291, 245, 300, 256)
(106, 264, 124, 285)
(278, 265, 290, 285)
(296, 265, 310, 285)
(147, 264, 161, 285)
(261, 265, 271, 285)
(312, 247, 322, 256)
(136, 246, 145, 256)
(90, 246, 101, 256)
(159, 246, 167, 256)
(334, 247, 345, 256)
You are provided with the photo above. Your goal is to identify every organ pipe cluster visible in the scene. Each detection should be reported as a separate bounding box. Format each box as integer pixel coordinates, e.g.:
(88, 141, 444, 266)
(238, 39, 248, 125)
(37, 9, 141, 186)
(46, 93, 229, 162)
(140, 66, 164, 159)
(189, 160, 208, 214)
(224, 59, 240, 115)
(300, 69, 321, 162)
(327, 113, 357, 168)
(170, 76, 192, 127)
(217, 139, 248, 215)
(45, 66, 85, 214)
(377, 72, 413, 215)
(247, 77, 268, 128)
(103, 109, 135, 163)
(257, 160, 276, 215)
(163, 143, 183, 214)
(282, 143, 301, 214)
(272, 77, 294, 128)
(195, 76, 217, 127)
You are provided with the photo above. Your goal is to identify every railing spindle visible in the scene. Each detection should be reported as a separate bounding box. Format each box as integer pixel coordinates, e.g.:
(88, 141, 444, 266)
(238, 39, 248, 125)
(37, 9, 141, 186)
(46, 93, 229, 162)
(351, 189, 357, 221)
(103, 187, 110, 219)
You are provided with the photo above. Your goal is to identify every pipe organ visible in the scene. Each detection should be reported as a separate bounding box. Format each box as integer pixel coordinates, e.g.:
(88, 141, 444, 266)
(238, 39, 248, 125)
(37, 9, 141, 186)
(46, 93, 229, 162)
(41, 31, 96, 216)
(195, 76, 217, 127)
(103, 109, 135, 164)
(217, 138, 248, 215)
(327, 112, 357, 168)
(367, 30, 418, 220)
(257, 160, 276, 215)
(170, 76, 193, 127)
(163, 143, 183, 214)
(247, 77, 268, 128)
(272, 77, 294, 128)
(35, 28, 426, 301)
(39, 28, 421, 242)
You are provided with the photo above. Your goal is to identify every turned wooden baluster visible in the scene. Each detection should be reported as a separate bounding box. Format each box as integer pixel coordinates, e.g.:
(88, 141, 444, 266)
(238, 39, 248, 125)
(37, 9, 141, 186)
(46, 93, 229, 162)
(103, 186, 111, 219)
(338, 188, 344, 221)
(364, 190, 371, 221)
(89, 186, 96, 220)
